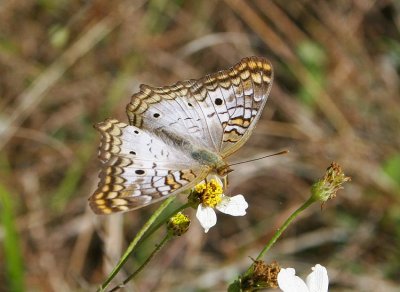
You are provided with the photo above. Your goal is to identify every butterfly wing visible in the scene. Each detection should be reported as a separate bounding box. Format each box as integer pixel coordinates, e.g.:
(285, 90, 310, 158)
(126, 56, 273, 158)
(89, 119, 209, 214)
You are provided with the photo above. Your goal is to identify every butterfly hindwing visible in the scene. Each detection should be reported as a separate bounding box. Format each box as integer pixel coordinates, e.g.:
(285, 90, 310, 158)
(89, 119, 209, 214)
(126, 56, 273, 158)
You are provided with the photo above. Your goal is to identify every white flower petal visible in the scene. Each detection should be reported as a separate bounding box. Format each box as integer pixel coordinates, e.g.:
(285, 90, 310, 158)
(306, 264, 329, 292)
(216, 194, 248, 216)
(196, 204, 217, 233)
(278, 268, 310, 292)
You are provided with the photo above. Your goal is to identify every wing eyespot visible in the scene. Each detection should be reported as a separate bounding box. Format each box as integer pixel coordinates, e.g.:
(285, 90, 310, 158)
(135, 170, 145, 175)
(215, 98, 223, 105)
(188, 102, 193, 107)
(153, 113, 160, 118)
(129, 151, 136, 155)
(134, 130, 139, 134)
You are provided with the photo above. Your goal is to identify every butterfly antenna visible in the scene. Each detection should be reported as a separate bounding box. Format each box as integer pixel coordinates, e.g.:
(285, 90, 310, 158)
(229, 150, 289, 167)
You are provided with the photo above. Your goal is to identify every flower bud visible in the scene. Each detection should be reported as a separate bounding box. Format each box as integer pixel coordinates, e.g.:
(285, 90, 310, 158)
(167, 212, 190, 236)
(311, 162, 351, 204)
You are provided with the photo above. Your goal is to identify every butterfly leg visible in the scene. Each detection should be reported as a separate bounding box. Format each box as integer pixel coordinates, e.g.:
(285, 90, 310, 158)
(223, 175, 229, 189)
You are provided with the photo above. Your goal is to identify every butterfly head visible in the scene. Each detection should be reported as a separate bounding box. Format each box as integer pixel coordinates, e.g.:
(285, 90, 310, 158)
(216, 164, 233, 176)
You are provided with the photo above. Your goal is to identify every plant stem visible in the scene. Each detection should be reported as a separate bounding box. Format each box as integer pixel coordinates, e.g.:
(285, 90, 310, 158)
(97, 196, 176, 291)
(108, 234, 171, 292)
(242, 196, 315, 277)
(256, 197, 314, 260)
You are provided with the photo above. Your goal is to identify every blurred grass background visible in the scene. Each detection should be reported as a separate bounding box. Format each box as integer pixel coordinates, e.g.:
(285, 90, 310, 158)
(1, 0, 400, 291)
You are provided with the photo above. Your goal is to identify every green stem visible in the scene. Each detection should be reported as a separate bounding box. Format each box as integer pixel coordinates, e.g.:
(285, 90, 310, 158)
(256, 197, 314, 260)
(243, 196, 315, 276)
(97, 196, 176, 291)
(108, 234, 172, 292)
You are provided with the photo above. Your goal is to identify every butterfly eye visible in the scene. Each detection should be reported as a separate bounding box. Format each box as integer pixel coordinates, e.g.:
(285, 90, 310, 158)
(135, 170, 145, 175)
(153, 113, 160, 118)
(129, 151, 136, 155)
(214, 98, 223, 105)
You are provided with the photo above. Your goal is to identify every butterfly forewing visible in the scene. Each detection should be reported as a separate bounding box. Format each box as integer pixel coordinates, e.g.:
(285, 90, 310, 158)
(127, 80, 220, 151)
(89, 119, 209, 214)
(126, 56, 273, 158)
(219, 58, 273, 157)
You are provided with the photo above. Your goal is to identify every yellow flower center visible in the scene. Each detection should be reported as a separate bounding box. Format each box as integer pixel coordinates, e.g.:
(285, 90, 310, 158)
(194, 179, 223, 208)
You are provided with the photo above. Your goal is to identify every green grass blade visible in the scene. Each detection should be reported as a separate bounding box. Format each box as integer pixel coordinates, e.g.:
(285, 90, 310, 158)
(0, 184, 25, 292)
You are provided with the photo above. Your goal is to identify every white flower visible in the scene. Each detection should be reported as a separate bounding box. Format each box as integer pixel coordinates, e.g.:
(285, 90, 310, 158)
(278, 264, 329, 292)
(192, 176, 248, 233)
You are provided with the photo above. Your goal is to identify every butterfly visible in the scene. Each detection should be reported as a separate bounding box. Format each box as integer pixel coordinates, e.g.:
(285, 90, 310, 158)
(89, 56, 273, 214)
